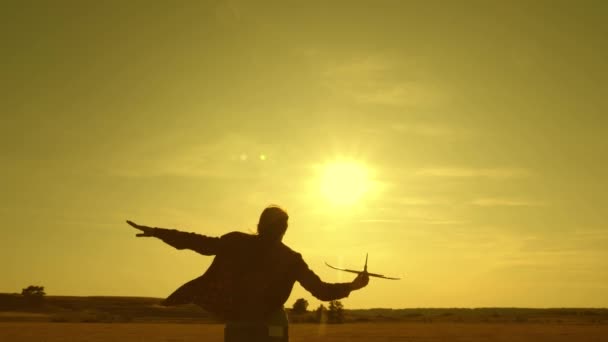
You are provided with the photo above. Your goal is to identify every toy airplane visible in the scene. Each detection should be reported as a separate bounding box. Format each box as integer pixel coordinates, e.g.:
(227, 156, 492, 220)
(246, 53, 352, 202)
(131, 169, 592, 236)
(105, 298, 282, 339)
(325, 253, 401, 280)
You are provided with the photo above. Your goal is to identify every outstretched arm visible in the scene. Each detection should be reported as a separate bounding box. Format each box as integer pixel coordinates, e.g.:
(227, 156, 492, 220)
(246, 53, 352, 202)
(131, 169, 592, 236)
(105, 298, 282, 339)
(295, 255, 369, 301)
(126, 220, 220, 256)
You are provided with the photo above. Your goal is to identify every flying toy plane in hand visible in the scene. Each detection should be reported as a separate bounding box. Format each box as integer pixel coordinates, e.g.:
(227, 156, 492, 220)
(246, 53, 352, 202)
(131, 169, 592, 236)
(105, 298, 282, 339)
(325, 254, 401, 280)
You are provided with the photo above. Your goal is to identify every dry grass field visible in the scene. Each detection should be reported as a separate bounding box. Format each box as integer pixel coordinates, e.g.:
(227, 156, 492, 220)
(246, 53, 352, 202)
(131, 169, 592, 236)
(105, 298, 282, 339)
(1, 322, 607, 342)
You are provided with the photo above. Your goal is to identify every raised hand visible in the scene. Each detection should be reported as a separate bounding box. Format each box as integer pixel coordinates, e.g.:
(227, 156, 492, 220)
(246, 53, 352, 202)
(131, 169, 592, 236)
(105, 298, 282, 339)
(126, 220, 155, 237)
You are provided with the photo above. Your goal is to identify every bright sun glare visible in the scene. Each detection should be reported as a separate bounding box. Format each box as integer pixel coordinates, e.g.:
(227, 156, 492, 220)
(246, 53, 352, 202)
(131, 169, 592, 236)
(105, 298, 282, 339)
(320, 162, 370, 206)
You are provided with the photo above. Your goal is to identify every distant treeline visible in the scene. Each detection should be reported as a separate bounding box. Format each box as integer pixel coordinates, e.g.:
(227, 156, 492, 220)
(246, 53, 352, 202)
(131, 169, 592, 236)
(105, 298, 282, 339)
(346, 307, 608, 324)
(1, 294, 607, 324)
(0, 293, 214, 323)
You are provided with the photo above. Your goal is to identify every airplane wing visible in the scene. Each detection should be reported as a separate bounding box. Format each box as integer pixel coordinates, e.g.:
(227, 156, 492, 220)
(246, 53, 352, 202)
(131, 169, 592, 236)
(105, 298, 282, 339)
(325, 262, 363, 274)
(325, 262, 401, 280)
(366, 272, 401, 280)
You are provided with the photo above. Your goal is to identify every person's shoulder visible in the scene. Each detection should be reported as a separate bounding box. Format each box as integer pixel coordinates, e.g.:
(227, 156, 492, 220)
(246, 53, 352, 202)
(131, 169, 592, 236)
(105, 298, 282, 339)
(220, 231, 255, 241)
(279, 243, 305, 262)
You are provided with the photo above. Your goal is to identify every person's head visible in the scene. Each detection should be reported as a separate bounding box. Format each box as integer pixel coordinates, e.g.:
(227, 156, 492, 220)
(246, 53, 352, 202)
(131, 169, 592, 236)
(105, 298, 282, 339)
(257, 205, 289, 242)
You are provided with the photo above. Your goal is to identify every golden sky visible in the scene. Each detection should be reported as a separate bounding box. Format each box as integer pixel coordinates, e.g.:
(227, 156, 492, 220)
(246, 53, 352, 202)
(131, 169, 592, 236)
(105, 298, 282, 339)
(1, 1, 607, 308)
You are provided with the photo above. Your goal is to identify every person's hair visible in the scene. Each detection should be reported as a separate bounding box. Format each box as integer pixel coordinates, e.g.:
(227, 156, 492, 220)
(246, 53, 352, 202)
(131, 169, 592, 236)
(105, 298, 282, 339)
(257, 205, 289, 242)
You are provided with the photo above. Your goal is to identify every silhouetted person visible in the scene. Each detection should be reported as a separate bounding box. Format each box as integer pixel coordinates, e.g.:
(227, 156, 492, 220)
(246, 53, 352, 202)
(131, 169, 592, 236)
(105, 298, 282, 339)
(126, 205, 368, 341)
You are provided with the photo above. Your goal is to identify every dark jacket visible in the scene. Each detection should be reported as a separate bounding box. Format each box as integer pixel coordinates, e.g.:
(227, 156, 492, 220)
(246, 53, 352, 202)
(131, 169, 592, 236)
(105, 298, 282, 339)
(151, 228, 352, 321)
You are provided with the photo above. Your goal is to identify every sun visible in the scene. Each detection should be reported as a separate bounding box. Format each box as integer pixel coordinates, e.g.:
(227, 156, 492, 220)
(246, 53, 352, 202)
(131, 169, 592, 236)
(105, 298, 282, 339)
(320, 161, 371, 206)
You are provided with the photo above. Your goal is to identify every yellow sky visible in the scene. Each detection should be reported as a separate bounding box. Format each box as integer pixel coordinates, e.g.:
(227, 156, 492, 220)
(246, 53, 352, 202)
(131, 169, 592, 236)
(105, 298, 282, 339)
(1, 1, 607, 308)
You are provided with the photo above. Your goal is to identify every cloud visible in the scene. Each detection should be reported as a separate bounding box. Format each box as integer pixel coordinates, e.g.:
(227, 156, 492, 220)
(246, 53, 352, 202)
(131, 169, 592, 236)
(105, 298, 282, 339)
(478, 228, 608, 288)
(319, 56, 445, 107)
(471, 198, 546, 207)
(357, 204, 468, 226)
(420, 219, 470, 225)
(518, 228, 608, 254)
(358, 219, 405, 224)
(393, 197, 437, 206)
(389, 122, 461, 137)
(415, 167, 530, 180)
(359, 121, 469, 139)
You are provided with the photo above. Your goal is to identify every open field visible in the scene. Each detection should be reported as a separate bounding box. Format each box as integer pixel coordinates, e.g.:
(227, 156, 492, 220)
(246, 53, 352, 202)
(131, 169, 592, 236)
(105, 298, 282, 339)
(3, 294, 608, 324)
(2, 295, 607, 341)
(1, 322, 608, 342)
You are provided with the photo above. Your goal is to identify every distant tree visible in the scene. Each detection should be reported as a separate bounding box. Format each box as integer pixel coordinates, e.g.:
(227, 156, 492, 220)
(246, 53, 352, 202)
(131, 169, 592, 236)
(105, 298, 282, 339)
(315, 304, 327, 323)
(21, 285, 46, 307)
(21, 285, 46, 297)
(327, 300, 344, 323)
(292, 298, 309, 314)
